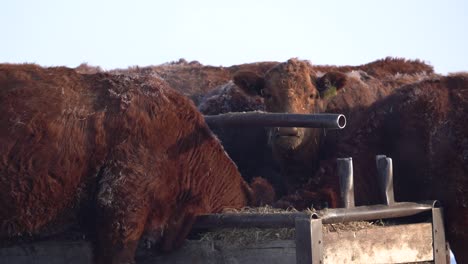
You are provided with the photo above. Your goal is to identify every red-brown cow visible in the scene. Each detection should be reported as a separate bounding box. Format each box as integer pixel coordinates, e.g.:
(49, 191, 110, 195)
(231, 58, 435, 207)
(0, 64, 273, 264)
(289, 74, 468, 263)
(314, 57, 433, 79)
(102, 59, 279, 105)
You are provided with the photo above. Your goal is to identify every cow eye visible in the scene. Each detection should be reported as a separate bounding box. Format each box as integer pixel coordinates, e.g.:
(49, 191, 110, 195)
(260, 89, 272, 99)
(309, 93, 319, 99)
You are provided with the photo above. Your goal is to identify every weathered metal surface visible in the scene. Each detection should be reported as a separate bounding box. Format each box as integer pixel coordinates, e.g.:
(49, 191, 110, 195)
(295, 217, 323, 264)
(322, 223, 433, 263)
(0, 240, 93, 264)
(194, 212, 315, 229)
(0, 223, 434, 264)
(337, 157, 355, 208)
(432, 208, 448, 263)
(193, 201, 436, 229)
(319, 201, 435, 224)
(204, 112, 346, 129)
(376, 155, 396, 205)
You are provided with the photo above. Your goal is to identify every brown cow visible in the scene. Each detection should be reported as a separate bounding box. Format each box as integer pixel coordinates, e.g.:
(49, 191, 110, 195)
(314, 57, 433, 79)
(0, 64, 273, 264)
(105, 59, 279, 105)
(232, 58, 435, 207)
(198, 82, 284, 195)
(287, 74, 468, 263)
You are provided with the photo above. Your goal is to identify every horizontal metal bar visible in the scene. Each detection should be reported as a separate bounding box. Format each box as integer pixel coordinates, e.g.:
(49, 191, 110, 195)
(194, 212, 316, 229)
(193, 201, 438, 229)
(203, 112, 346, 129)
(319, 201, 435, 224)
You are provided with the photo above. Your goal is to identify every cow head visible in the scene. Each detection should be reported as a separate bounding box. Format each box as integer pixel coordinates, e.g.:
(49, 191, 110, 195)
(233, 59, 347, 163)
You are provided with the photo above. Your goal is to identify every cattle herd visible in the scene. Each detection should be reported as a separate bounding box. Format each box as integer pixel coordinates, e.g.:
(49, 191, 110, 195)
(1, 58, 467, 263)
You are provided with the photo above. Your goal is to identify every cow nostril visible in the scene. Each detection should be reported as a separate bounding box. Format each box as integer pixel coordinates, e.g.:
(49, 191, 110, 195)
(276, 127, 299, 137)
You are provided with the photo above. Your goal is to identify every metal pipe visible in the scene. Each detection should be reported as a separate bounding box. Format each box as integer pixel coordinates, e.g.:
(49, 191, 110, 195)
(192, 201, 437, 229)
(337, 157, 355, 208)
(193, 212, 315, 229)
(319, 202, 434, 224)
(204, 112, 346, 129)
(376, 155, 395, 205)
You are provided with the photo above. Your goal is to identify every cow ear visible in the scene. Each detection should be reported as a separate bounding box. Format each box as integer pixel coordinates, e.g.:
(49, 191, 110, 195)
(316, 72, 347, 99)
(233, 71, 265, 96)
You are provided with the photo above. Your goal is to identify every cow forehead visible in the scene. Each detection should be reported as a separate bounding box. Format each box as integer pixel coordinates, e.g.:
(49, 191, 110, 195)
(265, 69, 317, 94)
(264, 60, 317, 91)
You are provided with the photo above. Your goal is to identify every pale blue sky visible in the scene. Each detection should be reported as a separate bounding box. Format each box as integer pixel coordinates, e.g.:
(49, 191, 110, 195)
(1, 0, 467, 74)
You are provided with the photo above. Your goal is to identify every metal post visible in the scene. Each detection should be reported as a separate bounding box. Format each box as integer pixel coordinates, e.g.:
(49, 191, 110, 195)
(295, 217, 323, 264)
(337, 157, 355, 208)
(376, 155, 395, 205)
(432, 208, 448, 263)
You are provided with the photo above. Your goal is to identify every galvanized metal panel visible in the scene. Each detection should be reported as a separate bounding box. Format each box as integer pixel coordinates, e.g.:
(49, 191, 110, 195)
(0, 223, 434, 264)
(322, 223, 433, 263)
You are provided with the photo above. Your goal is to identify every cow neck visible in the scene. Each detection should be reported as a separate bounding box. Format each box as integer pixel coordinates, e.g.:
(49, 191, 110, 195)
(274, 128, 323, 186)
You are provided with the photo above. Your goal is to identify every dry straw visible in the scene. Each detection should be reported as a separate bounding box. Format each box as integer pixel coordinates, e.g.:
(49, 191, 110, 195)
(198, 206, 382, 246)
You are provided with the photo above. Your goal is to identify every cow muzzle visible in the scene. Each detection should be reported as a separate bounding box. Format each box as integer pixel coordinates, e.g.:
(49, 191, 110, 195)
(274, 127, 299, 138)
(270, 127, 303, 151)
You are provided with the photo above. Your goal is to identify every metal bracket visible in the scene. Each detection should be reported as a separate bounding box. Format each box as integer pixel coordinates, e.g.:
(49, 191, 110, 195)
(432, 207, 448, 263)
(295, 217, 323, 264)
(337, 157, 355, 208)
(376, 155, 395, 205)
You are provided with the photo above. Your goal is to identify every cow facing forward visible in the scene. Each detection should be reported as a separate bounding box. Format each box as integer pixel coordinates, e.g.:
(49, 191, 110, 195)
(233, 59, 348, 206)
(232, 58, 434, 207)
(0, 64, 273, 264)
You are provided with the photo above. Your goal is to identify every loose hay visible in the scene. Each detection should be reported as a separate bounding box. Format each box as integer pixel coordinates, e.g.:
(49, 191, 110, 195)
(323, 220, 383, 233)
(197, 206, 383, 246)
(199, 228, 295, 246)
(221, 205, 304, 214)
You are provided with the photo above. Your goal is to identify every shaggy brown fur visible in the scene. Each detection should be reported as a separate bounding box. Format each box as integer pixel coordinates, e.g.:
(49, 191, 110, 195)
(320, 68, 438, 158)
(198, 82, 284, 195)
(231, 58, 435, 207)
(198, 81, 265, 115)
(105, 60, 279, 105)
(319, 57, 435, 125)
(315, 57, 434, 79)
(198, 82, 267, 180)
(198, 83, 280, 197)
(0, 64, 274, 264)
(290, 74, 468, 263)
(234, 59, 343, 189)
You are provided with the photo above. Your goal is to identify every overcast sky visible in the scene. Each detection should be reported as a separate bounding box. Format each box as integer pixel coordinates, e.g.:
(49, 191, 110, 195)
(1, 0, 467, 74)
